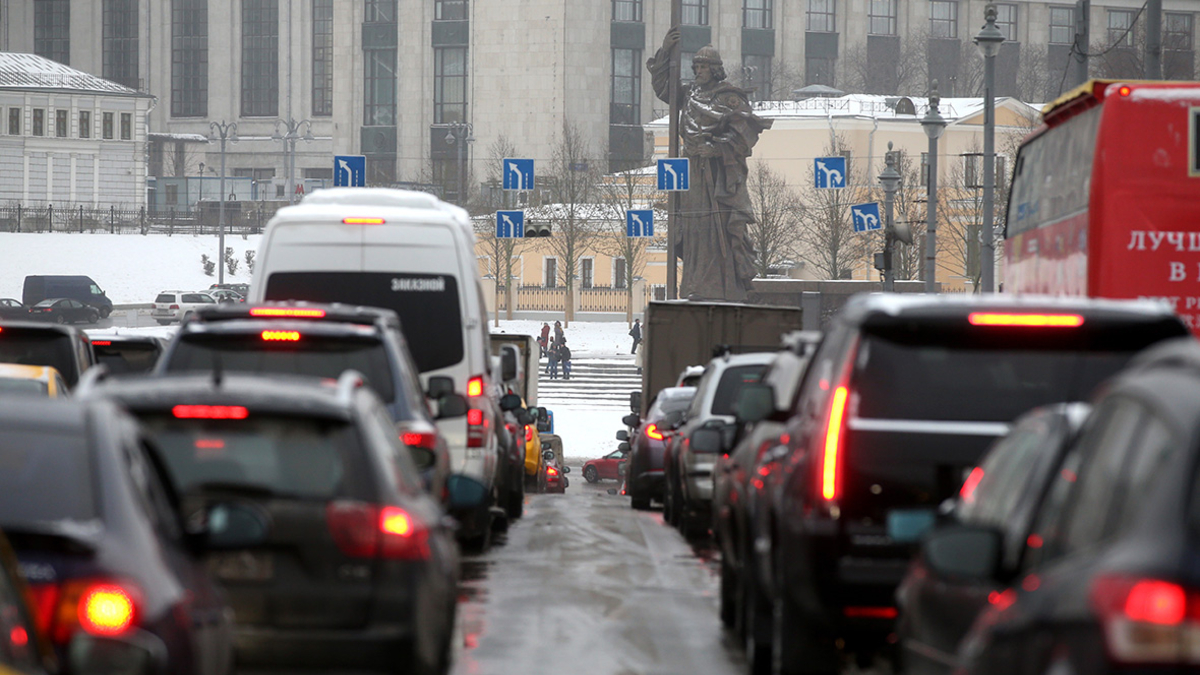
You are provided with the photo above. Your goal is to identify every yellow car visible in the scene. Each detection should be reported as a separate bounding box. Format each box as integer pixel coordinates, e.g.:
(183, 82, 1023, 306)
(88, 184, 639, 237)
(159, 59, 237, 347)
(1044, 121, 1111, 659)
(0, 364, 68, 397)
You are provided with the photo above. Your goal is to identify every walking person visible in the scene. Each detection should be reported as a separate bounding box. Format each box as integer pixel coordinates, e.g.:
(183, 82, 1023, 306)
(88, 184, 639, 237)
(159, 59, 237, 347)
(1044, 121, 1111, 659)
(539, 322, 551, 357)
(553, 320, 564, 346)
(547, 340, 560, 379)
(559, 339, 572, 380)
(629, 318, 642, 355)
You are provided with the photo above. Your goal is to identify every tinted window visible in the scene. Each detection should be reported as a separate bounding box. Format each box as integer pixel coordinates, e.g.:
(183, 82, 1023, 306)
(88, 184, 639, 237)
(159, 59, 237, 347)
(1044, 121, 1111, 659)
(0, 428, 96, 524)
(0, 330, 79, 385)
(711, 365, 768, 416)
(181, 294, 213, 304)
(165, 332, 397, 403)
(959, 414, 1065, 530)
(33, 300, 56, 308)
(155, 294, 175, 303)
(265, 272, 465, 373)
(649, 389, 696, 419)
(94, 342, 161, 374)
(139, 415, 373, 500)
(1061, 398, 1144, 552)
(1114, 413, 1176, 535)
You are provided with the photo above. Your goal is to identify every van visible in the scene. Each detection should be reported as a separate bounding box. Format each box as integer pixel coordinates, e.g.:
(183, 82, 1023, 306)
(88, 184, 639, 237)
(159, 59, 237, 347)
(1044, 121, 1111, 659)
(23, 275, 113, 317)
(248, 188, 505, 545)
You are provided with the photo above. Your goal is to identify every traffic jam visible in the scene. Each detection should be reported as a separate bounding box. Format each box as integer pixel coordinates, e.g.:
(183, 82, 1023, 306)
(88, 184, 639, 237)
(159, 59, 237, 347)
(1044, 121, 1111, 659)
(0, 79, 1199, 675)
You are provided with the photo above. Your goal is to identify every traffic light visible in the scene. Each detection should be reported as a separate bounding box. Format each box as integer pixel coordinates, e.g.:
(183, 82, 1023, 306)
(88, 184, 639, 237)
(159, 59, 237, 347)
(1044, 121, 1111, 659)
(524, 222, 552, 237)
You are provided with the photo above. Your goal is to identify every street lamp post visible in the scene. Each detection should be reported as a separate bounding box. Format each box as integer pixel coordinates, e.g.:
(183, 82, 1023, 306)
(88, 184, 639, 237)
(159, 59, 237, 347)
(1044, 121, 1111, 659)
(273, 118, 314, 204)
(975, 4, 1005, 293)
(921, 82, 947, 293)
(444, 122, 475, 206)
(878, 142, 902, 292)
(208, 121, 238, 285)
(198, 161, 205, 208)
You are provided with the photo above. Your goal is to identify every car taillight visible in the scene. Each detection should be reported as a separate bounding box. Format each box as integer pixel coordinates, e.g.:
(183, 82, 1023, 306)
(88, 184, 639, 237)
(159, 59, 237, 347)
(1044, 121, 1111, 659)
(968, 312, 1084, 327)
(325, 501, 429, 561)
(169, 304, 179, 310)
(91, 340, 112, 346)
(172, 405, 248, 419)
(547, 465, 559, 477)
(401, 431, 438, 450)
(79, 585, 136, 636)
(467, 376, 484, 397)
(843, 606, 898, 619)
(1091, 576, 1200, 665)
(960, 467, 986, 503)
(525, 425, 533, 443)
(261, 330, 301, 341)
(821, 386, 849, 501)
(28, 580, 140, 645)
(342, 217, 386, 225)
(249, 307, 326, 318)
(467, 406, 487, 448)
(645, 423, 664, 441)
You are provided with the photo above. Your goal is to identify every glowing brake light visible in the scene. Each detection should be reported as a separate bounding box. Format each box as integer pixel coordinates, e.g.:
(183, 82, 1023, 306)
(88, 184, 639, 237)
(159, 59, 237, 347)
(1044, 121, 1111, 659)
(261, 330, 301, 341)
(401, 431, 438, 449)
(968, 312, 1084, 327)
(380, 507, 413, 536)
(249, 307, 326, 318)
(843, 606, 898, 619)
(547, 465, 559, 477)
(467, 409, 484, 426)
(525, 425, 533, 442)
(822, 386, 849, 501)
(91, 340, 112, 346)
(1118, 85, 1132, 96)
(645, 423, 664, 441)
(342, 217, 386, 225)
(79, 585, 136, 636)
(172, 405, 249, 420)
(1091, 575, 1200, 665)
(960, 466, 986, 503)
(467, 376, 484, 397)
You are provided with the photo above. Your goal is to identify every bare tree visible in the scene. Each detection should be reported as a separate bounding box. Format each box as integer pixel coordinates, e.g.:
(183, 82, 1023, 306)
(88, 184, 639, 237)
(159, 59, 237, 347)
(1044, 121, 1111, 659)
(542, 122, 603, 326)
(595, 165, 662, 326)
(1015, 44, 1056, 103)
(842, 32, 928, 95)
(474, 135, 527, 325)
(746, 162, 805, 277)
(797, 136, 871, 279)
(731, 58, 806, 101)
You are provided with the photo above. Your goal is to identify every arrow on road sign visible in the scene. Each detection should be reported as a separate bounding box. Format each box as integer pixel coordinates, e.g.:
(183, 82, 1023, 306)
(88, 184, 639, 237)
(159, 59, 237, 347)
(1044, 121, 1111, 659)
(626, 210, 654, 237)
(814, 156, 847, 189)
(851, 202, 882, 233)
(333, 155, 366, 187)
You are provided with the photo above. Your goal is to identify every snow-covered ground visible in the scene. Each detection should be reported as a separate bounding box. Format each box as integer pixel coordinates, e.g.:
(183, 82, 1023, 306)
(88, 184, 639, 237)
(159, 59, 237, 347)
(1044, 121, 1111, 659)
(489, 319, 636, 358)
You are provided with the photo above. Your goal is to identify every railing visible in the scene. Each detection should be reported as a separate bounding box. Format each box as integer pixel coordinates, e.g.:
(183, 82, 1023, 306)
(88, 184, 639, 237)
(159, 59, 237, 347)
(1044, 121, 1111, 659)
(0, 201, 269, 236)
(494, 285, 653, 313)
(577, 287, 629, 312)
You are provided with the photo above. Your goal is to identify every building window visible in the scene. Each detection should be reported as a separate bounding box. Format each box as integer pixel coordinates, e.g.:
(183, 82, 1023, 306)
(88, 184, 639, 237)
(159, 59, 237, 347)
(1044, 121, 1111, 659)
(963, 154, 1007, 189)
(165, 184, 179, 205)
(611, 48, 641, 125)
(365, 49, 397, 125)
(172, 0, 208, 118)
(1049, 6, 1075, 45)
(995, 4, 1017, 41)
(55, 109, 67, 138)
(32, 109, 44, 137)
(120, 112, 132, 140)
(742, 54, 772, 100)
(103, 112, 114, 139)
(930, 1, 958, 39)
(682, 0, 708, 26)
(1165, 13, 1194, 51)
(312, 0, 333, 116)
(613, 0, 641, 22)
(241, 0, 279, 117)
(365, 0, 396, 22)
(614, 258, 627, 288)
(544, 258, 558, 288)
(744, 0, 772, 29)
(434, 47, 467, 124)
(806, 56, 836, 86)
(580, 259, 594, 289)
(304, 167, 333, 180)
(9, 108, 20, 135)
(34, 0, 70, 64)
(435, 0, 466, 20)
(103, 0, 139, 90)
(79, 110, 90, 138)
(868, 0, 896, 36)
(1108, 9, 1136, 47)
(807, 0, 835, 32)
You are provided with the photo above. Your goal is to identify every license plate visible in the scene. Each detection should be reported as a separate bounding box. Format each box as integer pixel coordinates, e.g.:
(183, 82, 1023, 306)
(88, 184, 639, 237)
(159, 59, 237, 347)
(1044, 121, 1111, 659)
(209, 551, 274, 581)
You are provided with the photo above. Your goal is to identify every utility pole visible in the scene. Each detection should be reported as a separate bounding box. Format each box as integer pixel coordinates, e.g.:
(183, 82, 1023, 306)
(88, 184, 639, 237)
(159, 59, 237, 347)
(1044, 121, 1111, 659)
(1073, 0, 1090, 87)
(1146, 0, 1163, 79)
(666, 0, 681, 300)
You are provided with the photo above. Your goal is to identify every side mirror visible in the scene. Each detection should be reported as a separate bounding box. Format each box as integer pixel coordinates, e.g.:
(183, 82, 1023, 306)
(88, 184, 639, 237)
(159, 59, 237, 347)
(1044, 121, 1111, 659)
(630, 391, 642, 413)
(499, 393, 522, 412)
(622, 413, 640, 428)
(189, 501, 270, 551)
(563, 466, 570, 474)
(543, 449, 555, 461)
(499, 344, 520, 383)
(736, 383, 776, 424)
(426, 375, 454, 399)
(690, 427, 724, 453)
(616, 430, 629, 441)
(921, 525, 1003, 581)
(69, 632, 167, 675)
(517, 409, 535, 425)
(887, 509, 937, 544)
(618, 441, 631, 452)
(437, 393, 469, 419)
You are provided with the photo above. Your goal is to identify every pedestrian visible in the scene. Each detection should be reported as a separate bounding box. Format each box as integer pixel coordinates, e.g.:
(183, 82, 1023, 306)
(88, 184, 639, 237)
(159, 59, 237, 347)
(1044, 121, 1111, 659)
(539, 322, 551, 357)
(559, 339, 572, 380)
(553, 320, 564, 346)
(547, 340, 560, 379)
(629, 318, 642, 355)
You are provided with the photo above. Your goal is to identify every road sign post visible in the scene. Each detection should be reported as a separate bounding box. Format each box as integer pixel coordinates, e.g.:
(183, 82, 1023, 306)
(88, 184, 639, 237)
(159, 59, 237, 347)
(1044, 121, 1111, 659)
(851, 203, 883, 233)
(814, 157, 847, 189)
(496, 210, 524, 238)
(333, 155, 366, 187)
(626, 210, 654, 237)
(502, 159, 535, 191)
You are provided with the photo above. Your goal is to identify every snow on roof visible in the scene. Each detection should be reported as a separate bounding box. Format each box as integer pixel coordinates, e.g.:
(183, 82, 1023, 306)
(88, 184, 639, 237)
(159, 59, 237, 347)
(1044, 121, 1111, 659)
(648, 94, 1037, 127)
(0, 52, 147, 96)
(148, 132, 210, 143)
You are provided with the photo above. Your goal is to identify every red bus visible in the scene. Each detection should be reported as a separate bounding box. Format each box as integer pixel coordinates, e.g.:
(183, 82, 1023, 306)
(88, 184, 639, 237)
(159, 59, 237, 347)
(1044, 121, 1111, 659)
(1004, 79, 1200, 330)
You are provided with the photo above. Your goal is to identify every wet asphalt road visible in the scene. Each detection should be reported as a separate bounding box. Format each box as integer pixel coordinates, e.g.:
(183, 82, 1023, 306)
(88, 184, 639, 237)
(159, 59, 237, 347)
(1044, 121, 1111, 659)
(450, 475, 743, 675)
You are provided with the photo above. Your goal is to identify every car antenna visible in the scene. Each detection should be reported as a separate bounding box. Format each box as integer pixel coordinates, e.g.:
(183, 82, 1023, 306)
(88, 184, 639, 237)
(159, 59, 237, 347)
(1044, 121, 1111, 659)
(212, 353, 224, 388)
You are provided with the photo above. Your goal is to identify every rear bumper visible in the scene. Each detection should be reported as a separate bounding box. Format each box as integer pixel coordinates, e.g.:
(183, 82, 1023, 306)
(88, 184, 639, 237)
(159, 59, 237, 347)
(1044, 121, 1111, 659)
(233, 623, 413, 670)
(630, 469, 664, 497)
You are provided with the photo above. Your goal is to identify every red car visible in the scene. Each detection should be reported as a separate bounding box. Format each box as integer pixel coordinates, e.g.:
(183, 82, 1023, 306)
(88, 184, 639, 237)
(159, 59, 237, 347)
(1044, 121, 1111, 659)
(583, 448, 627, 483)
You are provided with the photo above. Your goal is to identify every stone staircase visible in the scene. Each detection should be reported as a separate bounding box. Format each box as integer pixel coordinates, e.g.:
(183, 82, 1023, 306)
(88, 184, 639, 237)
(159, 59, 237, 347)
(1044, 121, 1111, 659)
(537, 357, 641, 409)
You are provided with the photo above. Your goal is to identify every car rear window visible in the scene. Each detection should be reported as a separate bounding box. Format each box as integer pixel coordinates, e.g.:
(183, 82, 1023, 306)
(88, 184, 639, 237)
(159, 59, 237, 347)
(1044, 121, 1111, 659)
(0, 379, 48, 396)
(182, 294, 213, 304)
(264, 272, 464, 373)
(155, 294, 175, 304)
(649, 391, 696, 418)
(0, 429, 96, 525)
(139, 415, 373, 501)
(94, 342, 161, 375)
(164, 332, 397, 403)
(0, 330, 78, 385)
(711, 365, 768, 416)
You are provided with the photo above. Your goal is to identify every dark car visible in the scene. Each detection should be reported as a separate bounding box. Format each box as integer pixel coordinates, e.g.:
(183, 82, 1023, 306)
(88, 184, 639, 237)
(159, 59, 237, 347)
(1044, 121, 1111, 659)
(153, 302, 460, 503)
(763, 295, 1190, 674)
(0, 298, 29, 321)
(620, 386, 696, 510)
(0, 398, 237, 675)
(0, 321, 96, 389)
(23, 276, 113, 318)
(89, 334, 168, 375)
(208, 283, 250, 298)
(941, 338, 1200, 674)
(30, 298, 99, 325)
(895, 402, 1090, 675)
(83, 372, 460, 675)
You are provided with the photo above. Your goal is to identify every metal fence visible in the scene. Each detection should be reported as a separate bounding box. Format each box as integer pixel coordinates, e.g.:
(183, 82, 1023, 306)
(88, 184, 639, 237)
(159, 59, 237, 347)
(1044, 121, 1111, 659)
(0, 201, 270, 236)
(496, 285, 657, 313)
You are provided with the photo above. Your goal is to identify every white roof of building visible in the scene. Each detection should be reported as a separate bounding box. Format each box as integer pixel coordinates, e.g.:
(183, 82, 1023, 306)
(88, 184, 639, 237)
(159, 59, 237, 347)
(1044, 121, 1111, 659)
(0, 51, 147, 97)
(648, 94, 1040, 127)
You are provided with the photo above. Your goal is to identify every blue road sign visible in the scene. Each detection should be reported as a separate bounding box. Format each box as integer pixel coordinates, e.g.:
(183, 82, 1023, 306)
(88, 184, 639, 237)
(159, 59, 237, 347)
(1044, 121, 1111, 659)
(502, 158, 535, 191)
(334, 155, 366, 187)
(851, 203, 883, 233)
(496, 210, 524, 238)
(814, 156, 847, 189)
(657, 158, 690, 191)
(626, 210, 654, 237)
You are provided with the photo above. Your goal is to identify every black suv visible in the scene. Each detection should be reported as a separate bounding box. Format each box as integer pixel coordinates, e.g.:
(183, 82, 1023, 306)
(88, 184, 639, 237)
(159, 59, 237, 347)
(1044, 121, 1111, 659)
(0, 320, 96, 388)
(83, 371, 461, 675)
(764, 294, 1189, 674)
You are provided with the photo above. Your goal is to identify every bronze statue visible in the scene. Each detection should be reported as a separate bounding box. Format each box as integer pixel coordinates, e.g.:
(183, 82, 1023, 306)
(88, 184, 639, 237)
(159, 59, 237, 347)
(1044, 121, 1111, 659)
(647, 28, 773, 301)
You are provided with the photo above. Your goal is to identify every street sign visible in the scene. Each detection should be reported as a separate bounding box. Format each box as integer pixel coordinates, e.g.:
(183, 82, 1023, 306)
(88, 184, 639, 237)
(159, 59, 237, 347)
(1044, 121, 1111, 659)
(334, 155, 366, 187)
(496, 210, 524, 238)
(851, 202, 883, 233)
(626, 210, 654, 237)
(814, 156, 847, 189)
(657, 158, 690, 191)
(502, 158, 535, 191)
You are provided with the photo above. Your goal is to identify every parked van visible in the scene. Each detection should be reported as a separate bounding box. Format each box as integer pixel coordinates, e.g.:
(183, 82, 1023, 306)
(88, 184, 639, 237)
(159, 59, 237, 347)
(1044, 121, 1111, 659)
(22, 275, 113, 317)
(248, 188, 505, 546)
